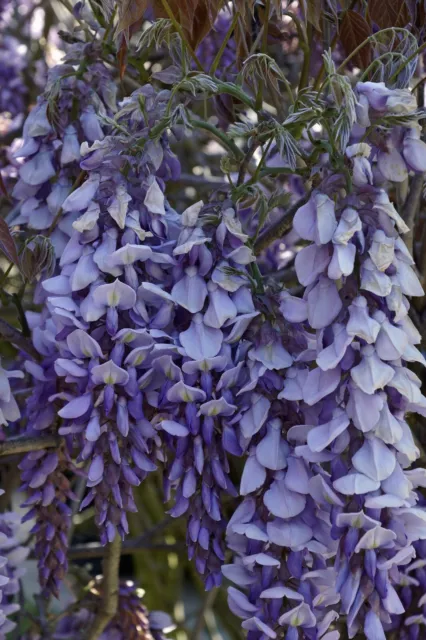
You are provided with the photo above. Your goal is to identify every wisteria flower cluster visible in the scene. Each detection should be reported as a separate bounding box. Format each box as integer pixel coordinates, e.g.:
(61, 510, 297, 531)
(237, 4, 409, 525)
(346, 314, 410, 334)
(0, 509, 29, 636)
(12, 39, 116, 251)
(2, 0, 426, 638)
(0, 361, 28, 634)
(221, 80, 426, 640)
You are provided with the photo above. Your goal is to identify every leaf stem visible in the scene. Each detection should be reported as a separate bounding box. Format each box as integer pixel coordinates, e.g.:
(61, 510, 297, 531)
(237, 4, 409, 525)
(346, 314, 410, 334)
(359, 52, 405, 82)
(237, 144, 259, 186)
(210, 11, 240, 76)
(262, 0, 270, 54)
(190, 118, 244, 160)
(214, 81, 257, 110)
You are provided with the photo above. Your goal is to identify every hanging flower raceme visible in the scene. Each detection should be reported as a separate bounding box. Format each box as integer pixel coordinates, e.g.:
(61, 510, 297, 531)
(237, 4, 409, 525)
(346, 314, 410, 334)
(33, 85, 180, 557)
(219, 297, 342, 640)
(385, 533, 426, 639)
(17, 304, 78, 598)
(0, 358, 27, 631)
(139, 202, 261, 588)
(12, 39, 117, 256)
(0, 364, 26, 630)
(19, 446, 76, 597)
(90, 578, 175, 640)
(276, 80, 426, 639)
(12, 27, 118, 599)
(0, 509, 29, 636)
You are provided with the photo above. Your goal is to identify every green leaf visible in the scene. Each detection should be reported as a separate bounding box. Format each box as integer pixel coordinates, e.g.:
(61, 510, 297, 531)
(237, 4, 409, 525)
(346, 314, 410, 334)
(274, 127, 300, 170)
(137, 18, 174, 50)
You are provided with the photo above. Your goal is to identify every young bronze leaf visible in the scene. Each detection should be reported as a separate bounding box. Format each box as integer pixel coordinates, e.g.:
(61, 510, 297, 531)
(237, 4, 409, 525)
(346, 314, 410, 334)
(154, 0, 223, 47)
(340, 10, 371, 69)
(0, 219, 20, 268)
(192, 1, 219, 46)
(118, 38, 128, 79)
(0, 173, 9, 200)
(369, 0, 409, 28)
(116, 0, 149, 39)
(190, 0, 224, 46)
(417, 2, 425, 29)
(173, 0, 200, 36)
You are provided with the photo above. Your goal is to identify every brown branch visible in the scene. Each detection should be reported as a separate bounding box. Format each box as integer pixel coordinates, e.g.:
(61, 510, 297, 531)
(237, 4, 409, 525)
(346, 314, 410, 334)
(0, 434, 60, 457)
(0, 318, 40, 360)
(254, 192, 311, 255)
(170, 173, 227, 188)
(69, 516, 175, 559)
(87, 534, 122, 640)
(270, 266, 296, 283)
(69, 541, 181, 560)
(402, 173, 424, 256)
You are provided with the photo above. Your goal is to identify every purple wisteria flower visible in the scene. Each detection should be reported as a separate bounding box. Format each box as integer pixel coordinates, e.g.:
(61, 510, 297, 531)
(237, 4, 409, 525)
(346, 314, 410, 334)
(0, 508, 29, 635)
(151, 203, 262, 588)
(19, 449, 75, 597)
(353, 81, 426, 182)
(219, 79, 426, 640)
(219, 318, 341, 639)
(25, 85, 180, 564)
(18, 308, 77, 597)
(385, 534, 426, 639)
(11, 14, 426, 635)
(0, 360, 22, 430)
(16, 41, 117, 595)
(273, 81, 426, 638)
(12, 41, 116, 256)
(0, 364, 26, 631)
